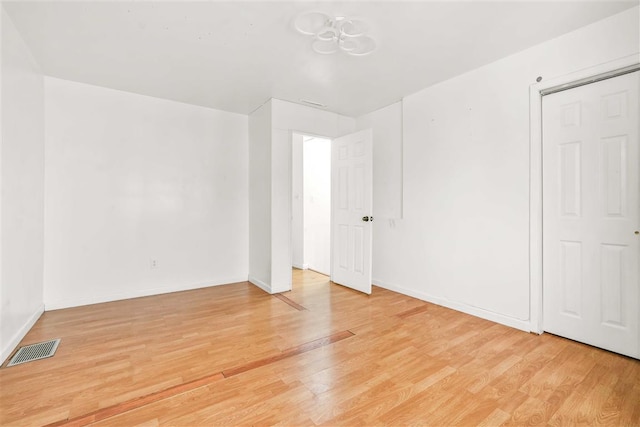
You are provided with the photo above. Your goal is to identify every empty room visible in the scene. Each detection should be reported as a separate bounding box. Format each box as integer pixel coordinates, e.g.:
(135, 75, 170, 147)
(1, 1, 639, 425)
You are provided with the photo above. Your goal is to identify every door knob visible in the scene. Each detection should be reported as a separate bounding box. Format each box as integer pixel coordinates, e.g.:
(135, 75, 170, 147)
(635, 231, 639, 235)
(362, 216, 370, 222)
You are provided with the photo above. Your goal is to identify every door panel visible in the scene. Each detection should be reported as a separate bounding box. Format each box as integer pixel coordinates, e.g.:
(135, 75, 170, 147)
(331, 129, 373, 294)
(559, 240, 582, 318)
(542, 71, 639, 359)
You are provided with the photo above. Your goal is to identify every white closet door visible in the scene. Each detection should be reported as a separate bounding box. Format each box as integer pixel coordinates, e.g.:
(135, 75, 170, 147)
(542, 71, 639, 358)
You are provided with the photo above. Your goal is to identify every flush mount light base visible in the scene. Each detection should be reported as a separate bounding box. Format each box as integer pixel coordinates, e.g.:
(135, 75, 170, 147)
(294, 11, 376, 56)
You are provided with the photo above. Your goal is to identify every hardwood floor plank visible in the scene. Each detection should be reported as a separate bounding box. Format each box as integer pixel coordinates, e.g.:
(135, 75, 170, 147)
(44, 329, 353, 426)
(395, 304, 430, 319)
(1, 270, 638, 426)
(319, 365, 458, 426)
(477, 408, 511, 427)
(502, 395, 553, 426)
(45, 373, 226, 426)
(272, 293, 308, 311)
(221, 330, 354, 377)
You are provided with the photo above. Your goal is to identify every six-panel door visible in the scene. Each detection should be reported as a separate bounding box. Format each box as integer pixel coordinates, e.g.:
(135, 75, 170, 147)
(542, 71, 639, 359)
(331, 129, 373, 295)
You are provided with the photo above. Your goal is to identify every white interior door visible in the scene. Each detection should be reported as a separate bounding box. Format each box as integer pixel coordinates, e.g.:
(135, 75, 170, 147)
(542, 71, 639, 359)
(331, 129, 373, 294)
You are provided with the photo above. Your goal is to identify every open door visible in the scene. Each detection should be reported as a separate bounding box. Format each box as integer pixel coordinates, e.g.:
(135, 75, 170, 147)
(331, 129, 373, 294)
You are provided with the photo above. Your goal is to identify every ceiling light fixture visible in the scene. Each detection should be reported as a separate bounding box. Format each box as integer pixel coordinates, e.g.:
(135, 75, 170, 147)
(294, 11, 376, 56)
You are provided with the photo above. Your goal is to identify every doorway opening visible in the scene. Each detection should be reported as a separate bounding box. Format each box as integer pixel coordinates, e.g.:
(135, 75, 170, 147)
(291, 133, 332, 280)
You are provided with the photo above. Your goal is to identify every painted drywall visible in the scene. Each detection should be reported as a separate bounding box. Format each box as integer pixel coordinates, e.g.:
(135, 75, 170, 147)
(249, 99, 354, 293)
(372, 6, 640, 331)
(0, 8, 45, 363)
(43, 77, 249, 309)
(1, 4, 4, 364)
(291, 133, 305, 270)
(355, 102, 404, 289)
(1, 7, 3, 362)
(356, 101, 403, 220)
(303, 137, 331, 275)
(248, 101, 272, 291)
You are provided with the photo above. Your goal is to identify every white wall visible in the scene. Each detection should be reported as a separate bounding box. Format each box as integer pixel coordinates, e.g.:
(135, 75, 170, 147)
(1, 7, 3, 361)
(356, 102, 405, 289)
(43, 77, 248, 309)
(372, 6, 640, 331)
(1, 8, 45, 363)
(248, 101, 272, 290)
(356, 101, 403, 220)
(249, 98, 354, 293)
(303, 137, 331, 275)
(291, 133, 305, 270)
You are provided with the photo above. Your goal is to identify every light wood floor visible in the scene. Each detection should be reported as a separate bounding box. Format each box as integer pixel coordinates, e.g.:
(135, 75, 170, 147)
(1, 269, 639, 426)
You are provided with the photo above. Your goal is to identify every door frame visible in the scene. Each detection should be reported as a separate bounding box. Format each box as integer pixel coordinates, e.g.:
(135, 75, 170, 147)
(290, 130, 335, 282)
(528, 54, 640, 334)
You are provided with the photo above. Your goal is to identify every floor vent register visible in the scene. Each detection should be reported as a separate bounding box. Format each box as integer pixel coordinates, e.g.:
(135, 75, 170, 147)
(6, 339, 61, 367)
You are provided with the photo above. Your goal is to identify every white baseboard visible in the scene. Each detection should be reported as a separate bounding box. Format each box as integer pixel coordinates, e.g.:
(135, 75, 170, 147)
(372, 278, 532, 333)
(45, 276, 249, 311)
(308, 267, 330, 276)
(1, 304, 45, 365)
(248, 275, 272, 294)
(292, 263, 308, 270)
(270, 282, 292, 293)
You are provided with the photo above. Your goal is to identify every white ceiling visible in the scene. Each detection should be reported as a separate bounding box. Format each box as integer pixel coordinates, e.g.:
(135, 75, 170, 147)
(3, 1, 638, 117)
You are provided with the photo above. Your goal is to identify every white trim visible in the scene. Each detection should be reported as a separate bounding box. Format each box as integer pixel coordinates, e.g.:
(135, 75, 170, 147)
(373, 279, 531, 333)
(45, 277, 249, 310)
(529, 83, 544, 334)
(308, 267, 330, 276)
(1, 304, 44, 365)
(248, 275, 272, 294)
(270, 281, 292, 294)
(290, 129, 337, 286)
(329, 136, 334, 283)
(528, 54, 640, 335)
